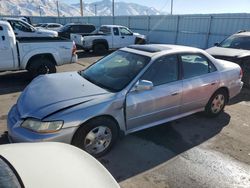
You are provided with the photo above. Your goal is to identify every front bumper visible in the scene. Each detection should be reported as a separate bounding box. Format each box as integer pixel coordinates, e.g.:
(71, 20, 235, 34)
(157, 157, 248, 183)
(7, 105, 78, 144)
(71, 54, 78, 63)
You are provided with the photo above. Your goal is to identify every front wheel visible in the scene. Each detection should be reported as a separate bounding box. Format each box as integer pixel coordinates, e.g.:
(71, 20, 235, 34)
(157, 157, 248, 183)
(205, 90, 227, 117)
(93, 43, 108, 55)
(72, 117, 119, 157)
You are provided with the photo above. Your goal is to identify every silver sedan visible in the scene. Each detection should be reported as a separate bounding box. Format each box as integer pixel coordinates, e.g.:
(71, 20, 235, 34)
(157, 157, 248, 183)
(7, 44, 243, 157)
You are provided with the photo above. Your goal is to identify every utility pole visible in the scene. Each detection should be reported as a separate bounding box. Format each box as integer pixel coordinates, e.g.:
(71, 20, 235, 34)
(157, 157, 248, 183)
(95, 4, 97, 16)
(39, 5, 42, 17)
(170, 0, 173, 15)
(80, 0, 83, 16)
(56, 1, 60, 18)
(112, 0, 114, 16)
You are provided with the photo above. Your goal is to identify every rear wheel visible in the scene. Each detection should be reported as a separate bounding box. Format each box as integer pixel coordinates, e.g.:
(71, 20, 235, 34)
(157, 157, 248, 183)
(241, 63, 250, 88)
(72, 117, 119, 157)
(205, 90, 227, 117)
(27, 57, 56, 78)
(93, 43, 108, 55)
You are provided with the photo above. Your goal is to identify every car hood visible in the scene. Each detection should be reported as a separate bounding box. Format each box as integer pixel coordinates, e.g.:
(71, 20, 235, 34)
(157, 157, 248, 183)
(133, 32, 146, 39)
(206, 46, 250, 58)
(17, 72, 111, 119)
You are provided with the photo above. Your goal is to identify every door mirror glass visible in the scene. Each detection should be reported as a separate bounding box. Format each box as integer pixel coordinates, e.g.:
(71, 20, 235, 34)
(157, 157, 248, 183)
(134, 80, 153, 92)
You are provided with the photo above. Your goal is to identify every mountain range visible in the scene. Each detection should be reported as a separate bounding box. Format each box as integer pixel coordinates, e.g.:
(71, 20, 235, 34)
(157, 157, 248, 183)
(0, 0, 161, 17)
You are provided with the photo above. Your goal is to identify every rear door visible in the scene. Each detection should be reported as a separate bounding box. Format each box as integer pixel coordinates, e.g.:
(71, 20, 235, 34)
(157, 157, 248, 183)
(126, 55, 182, 131)
(180, 53, 220, 113)
(0, 25, 15, 70)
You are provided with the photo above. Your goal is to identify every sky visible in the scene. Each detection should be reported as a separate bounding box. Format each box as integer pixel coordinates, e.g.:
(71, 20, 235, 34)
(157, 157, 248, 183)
(60, 0, 250, 14)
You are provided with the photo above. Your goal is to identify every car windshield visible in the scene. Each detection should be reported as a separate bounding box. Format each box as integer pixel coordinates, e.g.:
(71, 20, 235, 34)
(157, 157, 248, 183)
(0, 157, 22, 188)
(218, 35, 250, 50)
(80, 50, 151, 92)
(58, 25, 70, 32)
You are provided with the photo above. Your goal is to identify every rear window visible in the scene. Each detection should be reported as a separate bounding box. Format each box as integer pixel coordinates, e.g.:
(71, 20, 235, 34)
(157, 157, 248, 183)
(0, 157, 23, 188)
(79, 25, 96, 33)
(219, 35, 250, 50)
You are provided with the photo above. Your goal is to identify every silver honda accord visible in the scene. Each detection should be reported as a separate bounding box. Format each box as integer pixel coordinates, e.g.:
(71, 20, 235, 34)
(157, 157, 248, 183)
(8, 44, 243, 157)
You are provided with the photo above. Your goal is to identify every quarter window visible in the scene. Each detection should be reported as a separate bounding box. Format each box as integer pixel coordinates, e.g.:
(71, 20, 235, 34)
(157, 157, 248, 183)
(141, 55, 179, 86)
(181, 54, 216, 79)
(113, 27, 119, 36)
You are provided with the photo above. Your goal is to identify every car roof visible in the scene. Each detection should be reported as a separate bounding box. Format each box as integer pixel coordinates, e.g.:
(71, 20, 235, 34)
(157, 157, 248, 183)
(234, 31, 250, 36)
(101, 25, 125, 28)
(0, 142, 119, 188)
(123, 44, 204, 57)
(65, 23, 95, 26)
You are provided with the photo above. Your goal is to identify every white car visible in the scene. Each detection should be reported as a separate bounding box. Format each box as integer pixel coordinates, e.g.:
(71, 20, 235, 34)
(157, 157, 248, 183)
(0, 143, 120, 188)
(37, 23, 63, 31)
(1, 18, 58, 37)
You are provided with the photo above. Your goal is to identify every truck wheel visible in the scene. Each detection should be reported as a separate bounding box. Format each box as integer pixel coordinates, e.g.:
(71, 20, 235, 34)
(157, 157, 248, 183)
(72, 117, 119, 157)
(135, 38, 146, 45)
(241, 63, 250, 88)
(93, 43, 108, 55)
(27, 58, 56, 78)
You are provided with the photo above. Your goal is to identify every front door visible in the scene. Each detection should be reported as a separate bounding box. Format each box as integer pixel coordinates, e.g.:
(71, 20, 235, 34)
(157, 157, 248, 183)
(0, 25, 14, 70)
(126, 55, 182, 132)
(119, 27, 134, 47)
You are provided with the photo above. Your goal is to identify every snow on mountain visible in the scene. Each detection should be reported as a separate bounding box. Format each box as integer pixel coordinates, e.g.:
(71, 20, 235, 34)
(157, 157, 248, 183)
(72, 0, 161, 16)
(0, 0, 161, 17)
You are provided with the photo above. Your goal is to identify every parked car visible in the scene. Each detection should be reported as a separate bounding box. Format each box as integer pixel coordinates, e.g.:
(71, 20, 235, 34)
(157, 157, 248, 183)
(206, 31, 250, 88)
(7, 44, 243, 157)
(1, 17, 58, 37)
(36, 23, 63, 31)
(0, 21, 77, 76)
(71, 25, 147, 54)
(58, 23, 96, 39)
(0, 142, 120, 188)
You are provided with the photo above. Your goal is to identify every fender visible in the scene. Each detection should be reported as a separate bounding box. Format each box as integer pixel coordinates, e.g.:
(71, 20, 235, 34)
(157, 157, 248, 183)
(20, 47, 61, 69)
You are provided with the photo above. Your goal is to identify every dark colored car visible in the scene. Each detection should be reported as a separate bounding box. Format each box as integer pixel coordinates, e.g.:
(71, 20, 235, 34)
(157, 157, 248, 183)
(206, 31, 250, 87)
(58, 23, 96, 39)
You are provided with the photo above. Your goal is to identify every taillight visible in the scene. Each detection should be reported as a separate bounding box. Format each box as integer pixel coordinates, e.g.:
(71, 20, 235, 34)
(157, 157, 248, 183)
(72, 41, 77, 55)
(240, 68, 243, 79)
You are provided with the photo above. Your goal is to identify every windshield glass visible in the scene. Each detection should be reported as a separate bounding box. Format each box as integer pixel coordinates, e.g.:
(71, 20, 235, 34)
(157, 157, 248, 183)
(80, 50, 151, 92)
(0, 157, 22, 188)
(218, 35, 250, 50)
(58, 25, 70, 32)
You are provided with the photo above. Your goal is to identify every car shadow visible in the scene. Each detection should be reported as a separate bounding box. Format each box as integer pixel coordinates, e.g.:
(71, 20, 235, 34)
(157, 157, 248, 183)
(100, 112, 231, 182)
(77, 50, 113, 59)
(0, 71, 32, 95)
(0, 132, 9, 145)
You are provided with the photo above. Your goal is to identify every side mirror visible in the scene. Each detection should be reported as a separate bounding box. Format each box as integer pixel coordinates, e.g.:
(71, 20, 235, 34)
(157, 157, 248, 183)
(214, 42, 219, 46)
(133, 80, 153, 92)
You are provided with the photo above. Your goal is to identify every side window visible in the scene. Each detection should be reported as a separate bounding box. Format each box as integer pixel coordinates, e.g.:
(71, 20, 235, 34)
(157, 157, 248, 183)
(12, 21, 31, 32)
(113, 27, 119, 36)
(120, 27, 133, 36)
(181, 54, 215, 79)
(0, 26, 3, 31)
(141, 55, 179, 86)
(70, 26, 79, 33)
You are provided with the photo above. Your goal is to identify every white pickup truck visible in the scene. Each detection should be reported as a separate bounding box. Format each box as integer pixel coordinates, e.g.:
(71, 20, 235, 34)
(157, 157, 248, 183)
(71, 25, 146, 54)
(0, 21, 77, 76)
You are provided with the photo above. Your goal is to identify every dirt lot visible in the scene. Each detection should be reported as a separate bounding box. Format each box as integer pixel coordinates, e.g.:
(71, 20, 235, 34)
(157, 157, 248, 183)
(0, 52, 250, 188)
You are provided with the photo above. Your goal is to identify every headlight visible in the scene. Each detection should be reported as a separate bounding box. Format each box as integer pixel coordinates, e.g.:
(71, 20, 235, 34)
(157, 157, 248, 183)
(21, 119, 63, 133)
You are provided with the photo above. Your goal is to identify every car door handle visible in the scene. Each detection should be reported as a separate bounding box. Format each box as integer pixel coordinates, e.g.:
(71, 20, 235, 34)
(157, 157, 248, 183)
(14, 33, 18, 35)
(121, 36, 125, 39)
(211, 82, 217, 85)
(171, 92, 179, 96)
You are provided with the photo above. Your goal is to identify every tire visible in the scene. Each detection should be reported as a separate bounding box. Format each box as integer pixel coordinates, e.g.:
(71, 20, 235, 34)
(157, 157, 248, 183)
(27, 58, 56, 78)
(135, 38, 146, 45)
(93, 43, 108, 55)
(241, 63, 250, 88)
(205, 90, 227, 117)
(72, 117, 119, 157)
